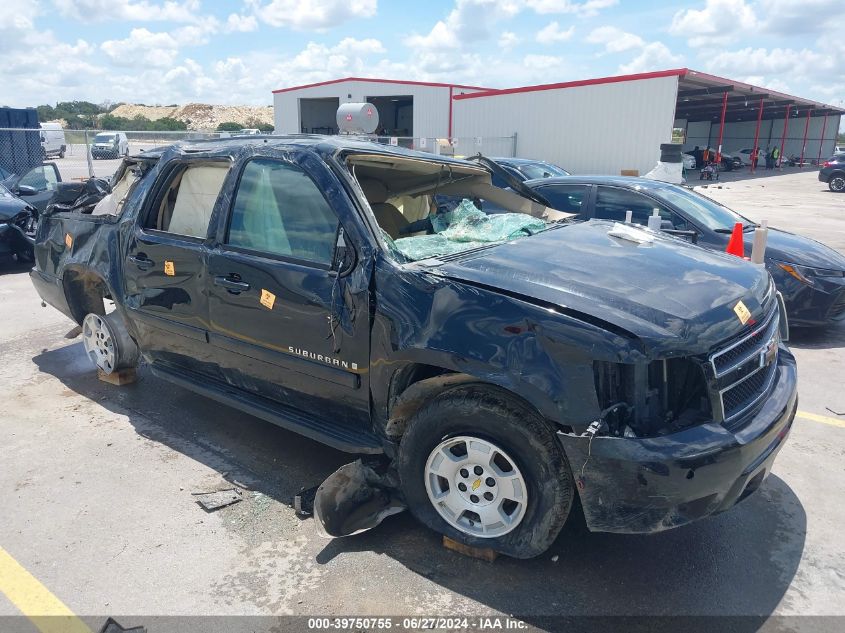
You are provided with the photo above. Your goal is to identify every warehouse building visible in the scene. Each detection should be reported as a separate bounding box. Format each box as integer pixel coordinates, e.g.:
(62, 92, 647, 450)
(272, 77, 489, 139)
(272, 69, 843, 176)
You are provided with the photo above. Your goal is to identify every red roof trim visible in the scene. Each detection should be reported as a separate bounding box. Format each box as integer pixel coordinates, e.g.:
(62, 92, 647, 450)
(272, 77, 491, 94)
(452, 68, 689, 100)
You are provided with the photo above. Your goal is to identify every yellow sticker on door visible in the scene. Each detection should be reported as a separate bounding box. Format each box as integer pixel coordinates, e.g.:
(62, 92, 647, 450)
(164, 261, 175, 276)
(260, 289, 276, 310)
(733, 300, 751, 325)
(64, 233, 73, 248)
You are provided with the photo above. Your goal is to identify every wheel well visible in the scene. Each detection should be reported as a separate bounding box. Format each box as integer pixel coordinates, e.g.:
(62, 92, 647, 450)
(384, 366, 549, 441)
(63, 268, 108, 325)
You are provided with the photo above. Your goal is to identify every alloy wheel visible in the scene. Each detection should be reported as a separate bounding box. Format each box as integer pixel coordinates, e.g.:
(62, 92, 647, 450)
(424, 435, 528, 538)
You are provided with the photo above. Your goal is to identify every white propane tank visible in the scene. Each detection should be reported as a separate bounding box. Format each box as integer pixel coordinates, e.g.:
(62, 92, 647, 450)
(336, 103, 379, 134)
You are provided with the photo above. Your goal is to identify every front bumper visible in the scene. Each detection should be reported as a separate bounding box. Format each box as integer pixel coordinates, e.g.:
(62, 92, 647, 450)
(558, 347, 797, 534)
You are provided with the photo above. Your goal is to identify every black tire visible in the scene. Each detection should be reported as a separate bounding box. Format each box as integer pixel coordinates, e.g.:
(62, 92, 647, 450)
(722, 158, 733, 171)
(396, 384, 574, 559)
(829, 174, 845, 193)
(59, 147, 65, 158)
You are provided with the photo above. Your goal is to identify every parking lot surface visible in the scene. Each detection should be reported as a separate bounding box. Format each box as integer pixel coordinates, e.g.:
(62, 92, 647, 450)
(1, 168, 844, 631)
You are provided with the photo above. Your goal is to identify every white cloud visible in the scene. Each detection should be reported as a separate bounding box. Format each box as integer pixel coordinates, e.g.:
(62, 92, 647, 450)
(407, 0, 520, 50)
(702, 46, 836, 97)
(53, 0, 203, 23)
(99, 18, 218, 67)
(248, 0, 377, 30)
(498, 31, 519, 51)
(585, 26, 643, 53)
(225, 13, 258, 33)
(758, 0, 839, 36)
(619, 41, 683, 74)
(536, 22, 574, 44)
(101, 28, 180, 67)
(669, 0, 757, 47)
(525, 0, 617, 17)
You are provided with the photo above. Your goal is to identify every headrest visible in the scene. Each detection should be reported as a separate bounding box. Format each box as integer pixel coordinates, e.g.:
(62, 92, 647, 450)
(359, 179, 388, 204)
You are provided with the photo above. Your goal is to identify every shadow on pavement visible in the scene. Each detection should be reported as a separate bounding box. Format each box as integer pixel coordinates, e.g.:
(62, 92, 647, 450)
(33, 342, 806, 629)
(788, 323, 845, 351)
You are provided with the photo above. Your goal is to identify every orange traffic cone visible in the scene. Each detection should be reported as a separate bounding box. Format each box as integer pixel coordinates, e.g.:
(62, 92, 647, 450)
(725, 222, 745, 258)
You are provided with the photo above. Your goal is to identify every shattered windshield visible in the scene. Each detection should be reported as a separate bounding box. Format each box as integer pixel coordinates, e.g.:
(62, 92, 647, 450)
(389, 198, 549, 261)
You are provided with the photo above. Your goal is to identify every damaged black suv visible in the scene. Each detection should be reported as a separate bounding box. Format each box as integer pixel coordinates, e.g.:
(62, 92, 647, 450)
(30, 136, 797, 558)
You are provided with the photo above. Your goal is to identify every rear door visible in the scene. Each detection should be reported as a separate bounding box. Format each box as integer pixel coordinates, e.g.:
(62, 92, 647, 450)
(206, 152, 371, 426)
(123, 158, 231, 374)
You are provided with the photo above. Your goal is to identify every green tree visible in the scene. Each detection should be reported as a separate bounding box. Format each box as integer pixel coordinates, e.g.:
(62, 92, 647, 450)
(217, 121, 242, 132)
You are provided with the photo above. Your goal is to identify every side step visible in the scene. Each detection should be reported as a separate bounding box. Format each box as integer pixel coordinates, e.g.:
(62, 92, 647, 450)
(150, 363, 383, 454)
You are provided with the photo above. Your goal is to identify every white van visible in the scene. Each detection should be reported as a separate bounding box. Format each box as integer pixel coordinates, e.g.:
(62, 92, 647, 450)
(40, 122, 67, 159)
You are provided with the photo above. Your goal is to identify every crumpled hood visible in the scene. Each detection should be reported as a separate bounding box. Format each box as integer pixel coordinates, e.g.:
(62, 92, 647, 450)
(431, 220, 772, 356)
(0, 187, 31, 222)
(762, 228, 845, 271)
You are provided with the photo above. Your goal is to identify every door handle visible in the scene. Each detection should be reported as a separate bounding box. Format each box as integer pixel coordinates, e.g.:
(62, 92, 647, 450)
(129, 254, 154, 270)
(214, 275, 251, 293)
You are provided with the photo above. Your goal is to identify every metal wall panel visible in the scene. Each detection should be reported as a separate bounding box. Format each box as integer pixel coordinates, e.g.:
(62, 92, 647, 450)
(273, 82, 483, 139)
(683, 116, 841, 161)
(452, 75, 680, 176)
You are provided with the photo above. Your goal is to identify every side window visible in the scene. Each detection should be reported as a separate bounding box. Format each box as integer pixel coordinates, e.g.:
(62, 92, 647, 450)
(536, 184, 589, 213)
(148, 163, 228, 238)
(19, 165, 59, 192)
(594, 187, 672, 225)
(226, 159, 339, 266)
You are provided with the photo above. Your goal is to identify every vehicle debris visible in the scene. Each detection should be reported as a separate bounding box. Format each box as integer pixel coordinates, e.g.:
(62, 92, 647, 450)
(98, 617, 146, 633)
(314, 459, 405, 538)
(192, 488, 243, 512)
(294, 485, 319, 516)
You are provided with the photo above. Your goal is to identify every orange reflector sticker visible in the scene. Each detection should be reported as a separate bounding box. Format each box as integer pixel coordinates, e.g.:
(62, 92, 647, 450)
(260, 289, 276, 310)
(734, 300, 751, 325)
(64, 233, 73, 248)
(164, 261, 175, 276)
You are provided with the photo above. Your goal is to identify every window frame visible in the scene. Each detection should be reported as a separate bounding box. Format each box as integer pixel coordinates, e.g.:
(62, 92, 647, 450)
(219, 156, 342, 271)
(139, 157, 232, 243)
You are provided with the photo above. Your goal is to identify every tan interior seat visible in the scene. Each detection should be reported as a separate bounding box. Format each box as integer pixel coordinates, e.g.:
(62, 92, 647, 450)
(359, 179, 410, 239)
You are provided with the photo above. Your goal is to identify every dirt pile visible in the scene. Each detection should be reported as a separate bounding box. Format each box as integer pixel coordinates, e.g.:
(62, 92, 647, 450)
(107, 103, 274, 130)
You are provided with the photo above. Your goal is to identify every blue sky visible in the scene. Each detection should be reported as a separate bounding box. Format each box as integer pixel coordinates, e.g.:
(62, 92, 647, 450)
(1, 0, 841, 116)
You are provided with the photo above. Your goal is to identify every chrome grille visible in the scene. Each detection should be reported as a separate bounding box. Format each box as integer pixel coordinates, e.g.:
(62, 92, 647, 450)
(710, 303, 779, 378)
(710, 301, 780, 429)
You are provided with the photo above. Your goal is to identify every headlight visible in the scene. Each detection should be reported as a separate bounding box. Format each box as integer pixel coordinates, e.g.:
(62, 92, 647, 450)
(775, 261, 845, 285)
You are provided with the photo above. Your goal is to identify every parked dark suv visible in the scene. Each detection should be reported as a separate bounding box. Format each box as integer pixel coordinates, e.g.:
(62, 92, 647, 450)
(31, 137, 797, 558)
(819, 153, 845, 192)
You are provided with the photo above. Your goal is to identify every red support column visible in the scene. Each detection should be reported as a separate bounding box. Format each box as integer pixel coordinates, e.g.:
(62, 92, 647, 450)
(778, 104, 791, 168)
(817, 113, 828, 166)
(751, 97, 764, 173)
(799, 109, 812, 168)
(715, 91, 728, 164)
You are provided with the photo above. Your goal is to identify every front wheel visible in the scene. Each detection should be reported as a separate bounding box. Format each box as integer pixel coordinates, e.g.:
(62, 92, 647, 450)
(397, 385, 574, 558)
(829, 175, 845, 192)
